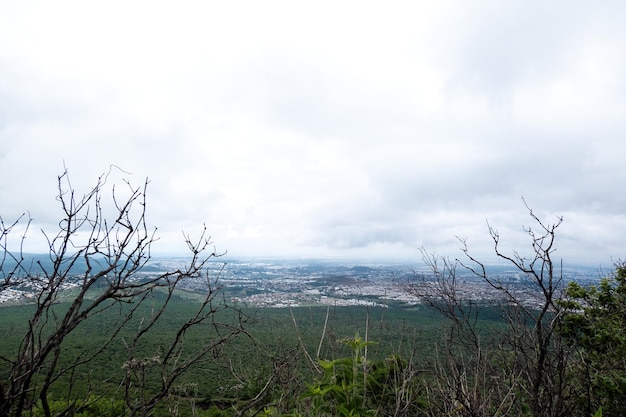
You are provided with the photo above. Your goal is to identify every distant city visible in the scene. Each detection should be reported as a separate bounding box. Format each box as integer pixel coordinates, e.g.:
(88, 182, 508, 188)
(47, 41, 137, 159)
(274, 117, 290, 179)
(0, 255, 606, 307)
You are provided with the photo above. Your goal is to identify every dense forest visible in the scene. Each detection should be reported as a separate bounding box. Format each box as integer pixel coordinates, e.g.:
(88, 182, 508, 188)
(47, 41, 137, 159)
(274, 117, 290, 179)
(1, 173, 624, 417)
(0, 302, 444, 416)
(3, 268, 625, 417)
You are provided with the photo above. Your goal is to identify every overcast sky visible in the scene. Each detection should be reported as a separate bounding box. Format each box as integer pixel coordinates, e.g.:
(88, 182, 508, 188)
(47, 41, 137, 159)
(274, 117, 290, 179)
(1, 1, 624, 265)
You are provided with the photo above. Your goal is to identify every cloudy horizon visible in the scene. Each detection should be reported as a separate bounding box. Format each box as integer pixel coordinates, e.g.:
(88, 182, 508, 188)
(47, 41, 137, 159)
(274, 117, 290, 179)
(1, 1, 625, 266)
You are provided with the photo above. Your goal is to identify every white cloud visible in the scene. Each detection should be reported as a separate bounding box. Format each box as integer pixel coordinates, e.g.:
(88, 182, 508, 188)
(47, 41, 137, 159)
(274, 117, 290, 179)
(1, 0, 625, 266)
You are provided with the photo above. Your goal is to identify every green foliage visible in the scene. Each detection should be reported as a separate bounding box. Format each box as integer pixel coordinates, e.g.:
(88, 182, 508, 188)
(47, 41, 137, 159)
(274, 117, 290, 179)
(301, 334, 376, 417)
(280, 334, 426, 417)
(0, 303, 439, 416)
(30, 397, 126, 417)
(203, 405, 233, 416)
(559, 263, 626, 416)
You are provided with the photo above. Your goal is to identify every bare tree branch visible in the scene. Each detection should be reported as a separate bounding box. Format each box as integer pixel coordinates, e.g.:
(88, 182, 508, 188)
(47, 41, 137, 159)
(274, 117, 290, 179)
(402, 202, 573, 417)
(0, 169, 246, 417)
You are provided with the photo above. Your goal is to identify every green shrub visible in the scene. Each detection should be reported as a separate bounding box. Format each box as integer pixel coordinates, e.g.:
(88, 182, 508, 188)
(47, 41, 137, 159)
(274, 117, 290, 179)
(274, 334, 425, 417)
(30, 397, 126, 417)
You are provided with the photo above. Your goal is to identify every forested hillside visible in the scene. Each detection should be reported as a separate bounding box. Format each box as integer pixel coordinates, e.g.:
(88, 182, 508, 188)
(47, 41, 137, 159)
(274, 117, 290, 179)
(1, 173, 623, 417)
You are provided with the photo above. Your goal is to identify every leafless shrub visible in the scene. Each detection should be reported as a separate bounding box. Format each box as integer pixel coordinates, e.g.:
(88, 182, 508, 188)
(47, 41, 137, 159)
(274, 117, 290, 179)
(0, 168, 246, 417)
